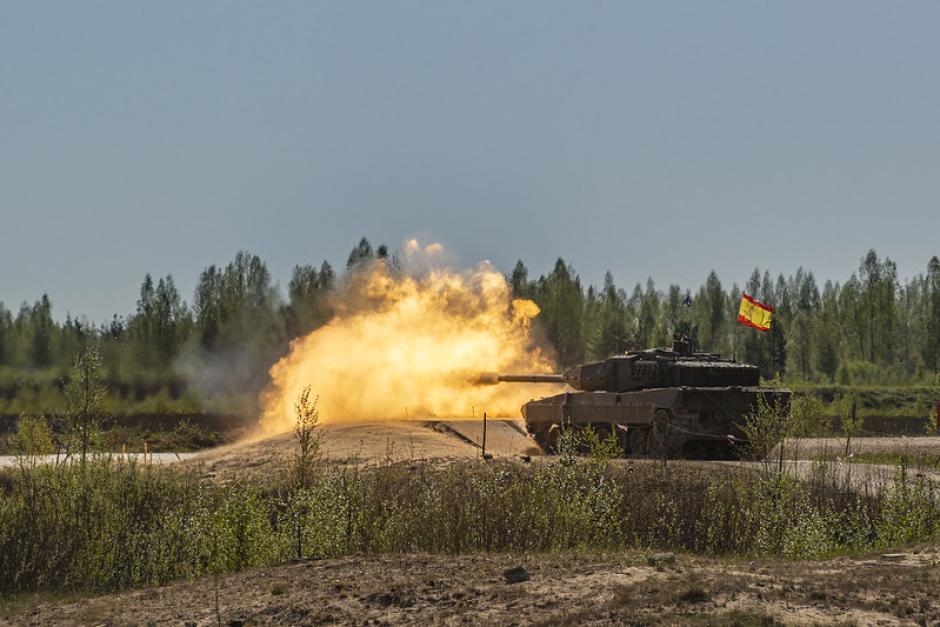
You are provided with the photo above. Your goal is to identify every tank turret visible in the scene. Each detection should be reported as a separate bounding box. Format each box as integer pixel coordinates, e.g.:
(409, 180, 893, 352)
(490, 350, 760, 394)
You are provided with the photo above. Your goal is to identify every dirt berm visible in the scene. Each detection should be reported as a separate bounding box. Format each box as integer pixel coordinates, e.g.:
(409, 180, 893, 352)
(184, 419, 541, 480)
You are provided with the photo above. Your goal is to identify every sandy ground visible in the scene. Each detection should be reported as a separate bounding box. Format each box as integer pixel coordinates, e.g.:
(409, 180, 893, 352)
(5, 548, 940, 626)
(184, 419, 540, 480)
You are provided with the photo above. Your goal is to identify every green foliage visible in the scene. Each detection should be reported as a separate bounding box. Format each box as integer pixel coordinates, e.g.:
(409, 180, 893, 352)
(875, 465, 940, 547)
(168, 419, 218, 451)
(0, 454, 938, 596)
(926, 403, 939, 435)
(291, 386, 321, 490)
(555, 421, 578, 465)
(28, 295, 54, 369)
(63, 344, 106, 463)
(286, 386, 323, 559)
(201, 486, 279, 574)
(9, 415, 54, 457)
(131, 274, 190, 370)
(346, 237, 375, 269)
(786, 392, 827, 437)
(0, 461, 277, 592)
(538, 259, 586, 366)
(579, 424, 623, 464)
(281, 470, 359, 559)
(746, 474, 842, 559)
(286, 263, 333, 337)
(741, 384, 791, 462)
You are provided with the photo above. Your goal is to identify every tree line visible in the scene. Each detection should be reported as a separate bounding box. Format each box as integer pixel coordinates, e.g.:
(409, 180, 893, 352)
(0, 240, 938, 401)
(512, 249, 940, 385)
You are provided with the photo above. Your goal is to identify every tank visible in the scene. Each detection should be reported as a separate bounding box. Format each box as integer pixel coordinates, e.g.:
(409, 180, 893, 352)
(486, 335, 790, 458)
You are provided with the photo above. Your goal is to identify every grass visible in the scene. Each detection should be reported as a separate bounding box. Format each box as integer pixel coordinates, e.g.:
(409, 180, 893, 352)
(790, 384, 940, 419)
(0, 421, 225, 455)
(838, 452, 940, 469)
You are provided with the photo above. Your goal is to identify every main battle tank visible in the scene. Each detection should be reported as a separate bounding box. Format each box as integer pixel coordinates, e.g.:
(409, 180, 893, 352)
(486, 336, 790, 458)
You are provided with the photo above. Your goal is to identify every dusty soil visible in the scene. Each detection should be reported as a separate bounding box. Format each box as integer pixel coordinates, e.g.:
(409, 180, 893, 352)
(184, 419, 540, 480)
(5, 548, 940, 626)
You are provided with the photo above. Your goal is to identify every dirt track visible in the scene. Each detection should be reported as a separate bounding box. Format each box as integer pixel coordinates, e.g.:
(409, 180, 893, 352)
(7, 549, 940, 626)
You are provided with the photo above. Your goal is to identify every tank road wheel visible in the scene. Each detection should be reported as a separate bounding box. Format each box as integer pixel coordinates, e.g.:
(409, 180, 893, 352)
(626, 427, 648, 457)
(531, 424, 559, 453)
(647, 409, 677, 459)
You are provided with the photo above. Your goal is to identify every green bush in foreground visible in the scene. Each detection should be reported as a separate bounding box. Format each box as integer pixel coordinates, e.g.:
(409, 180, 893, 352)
(0, 455, 937, 595)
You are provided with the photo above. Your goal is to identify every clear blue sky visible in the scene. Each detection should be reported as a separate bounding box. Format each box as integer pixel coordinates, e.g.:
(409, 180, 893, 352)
(1, 2, 938, 322)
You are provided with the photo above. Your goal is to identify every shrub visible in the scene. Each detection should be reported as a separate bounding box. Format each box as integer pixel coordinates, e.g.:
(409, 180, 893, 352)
(875, 465, 940, 547)
(0, 454, 937, 596)
(9, 415, 55, 458)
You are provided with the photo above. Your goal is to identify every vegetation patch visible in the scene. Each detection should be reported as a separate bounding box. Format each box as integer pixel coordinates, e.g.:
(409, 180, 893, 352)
(0, 447, 937, 597)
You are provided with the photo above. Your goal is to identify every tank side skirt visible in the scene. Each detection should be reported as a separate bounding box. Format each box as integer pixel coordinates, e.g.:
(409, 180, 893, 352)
(523, 387, 790, 442)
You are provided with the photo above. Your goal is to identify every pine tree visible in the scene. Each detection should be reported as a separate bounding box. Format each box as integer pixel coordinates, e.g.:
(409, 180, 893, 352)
(509, 260, 530, 299)
(925, 256, 940, 370)
(346, 237, 374, 269)
(814, 280, 841, 382)
(153, 275, 187, 367)
(0, 304, 11, 366)
(29, 295, 54, 368)
(194, 265, 222, 350)
(539, 259, 585, 366)
(319, 261, 336, 290)
(287, 264, 328, 337)
(596, 271, 628, 357)
(132, 274, 157, 367)
(694, 271, 726, 352)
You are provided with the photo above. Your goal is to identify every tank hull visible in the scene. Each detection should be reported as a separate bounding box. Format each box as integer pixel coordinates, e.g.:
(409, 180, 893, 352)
(523, 386, 791, 458)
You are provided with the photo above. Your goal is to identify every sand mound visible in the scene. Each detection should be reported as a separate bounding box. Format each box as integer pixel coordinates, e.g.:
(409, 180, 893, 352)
(185, 419, 540, 480)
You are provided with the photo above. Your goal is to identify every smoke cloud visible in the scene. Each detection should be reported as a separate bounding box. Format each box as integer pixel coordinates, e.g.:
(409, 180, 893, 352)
(260, 241, 559, 432)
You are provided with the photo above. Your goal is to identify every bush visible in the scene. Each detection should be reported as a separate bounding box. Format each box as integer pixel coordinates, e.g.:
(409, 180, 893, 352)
(875, 465, 940, 547)
(0, 454, 937, 596)
(0, 461, 280, 593)
(9, 415, 55, 458)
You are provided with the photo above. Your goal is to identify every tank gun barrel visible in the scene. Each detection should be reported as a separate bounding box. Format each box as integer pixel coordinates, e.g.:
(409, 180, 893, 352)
(474, 372, 565, 385)
(498, 373, 566, 384)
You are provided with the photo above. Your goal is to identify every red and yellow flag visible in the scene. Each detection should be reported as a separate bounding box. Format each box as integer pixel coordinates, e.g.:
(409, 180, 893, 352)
(738, 293, 773, 332)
